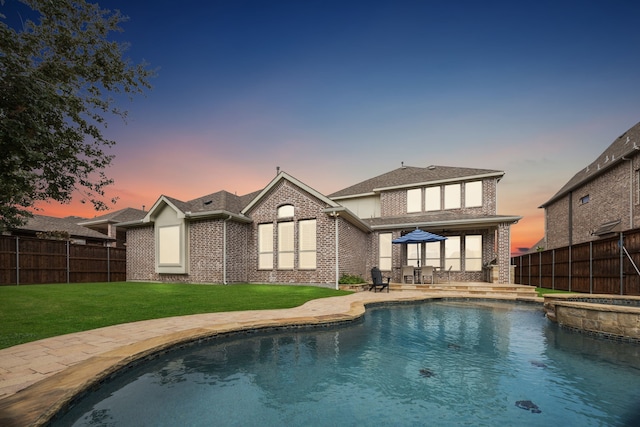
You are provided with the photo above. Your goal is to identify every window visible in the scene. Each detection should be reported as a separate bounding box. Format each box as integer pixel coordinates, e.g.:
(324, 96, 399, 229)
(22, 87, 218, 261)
(580, 195, 590, 205)
(407, 188, 422, 213)
(407, 243, 421, 267)
(158, 225, 180, 265)
(465, 235, 482, 271)
(299, 220, 317, 269)
(258, 223, 273, 269)
(425, 241, 440, 267)
(379, 233, 392, 271)
(425, 186, 441, 211)
(278, 222, 294, 269)
(445, 236, 460, 270)
(465, 181, 482, 208)
(277, 204, 294, 218)
(444, 184, 461, 209)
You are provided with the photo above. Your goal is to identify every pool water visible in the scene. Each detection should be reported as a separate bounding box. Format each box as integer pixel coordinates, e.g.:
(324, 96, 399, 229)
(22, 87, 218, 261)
(54, 301, 640, 426)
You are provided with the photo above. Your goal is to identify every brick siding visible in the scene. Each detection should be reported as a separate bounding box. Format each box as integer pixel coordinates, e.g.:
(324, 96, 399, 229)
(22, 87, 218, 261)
(545, 157, 638, 250)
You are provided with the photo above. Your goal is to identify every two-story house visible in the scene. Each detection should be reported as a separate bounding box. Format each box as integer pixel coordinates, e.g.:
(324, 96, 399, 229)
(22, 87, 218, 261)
(540, 121, 640, 250)
(121, 165, 521, 286)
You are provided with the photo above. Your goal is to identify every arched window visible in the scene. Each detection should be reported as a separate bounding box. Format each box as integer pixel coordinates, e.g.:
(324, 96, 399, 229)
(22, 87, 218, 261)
(277, 204, 294, 218)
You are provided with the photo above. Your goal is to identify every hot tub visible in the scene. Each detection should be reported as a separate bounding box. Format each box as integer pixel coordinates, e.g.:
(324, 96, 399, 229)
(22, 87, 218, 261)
(544, 294, 640, 343)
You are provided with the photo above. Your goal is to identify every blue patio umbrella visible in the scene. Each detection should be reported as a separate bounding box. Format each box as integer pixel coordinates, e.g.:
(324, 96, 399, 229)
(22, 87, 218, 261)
(392, 229, 447, 244)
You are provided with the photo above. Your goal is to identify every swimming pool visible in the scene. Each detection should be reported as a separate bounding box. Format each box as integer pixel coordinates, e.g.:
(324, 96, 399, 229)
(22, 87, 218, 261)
(54, 301, 640, 426)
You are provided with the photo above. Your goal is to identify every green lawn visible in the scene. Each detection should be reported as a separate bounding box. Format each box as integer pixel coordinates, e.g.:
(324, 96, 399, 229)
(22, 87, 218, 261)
(535, 287, 574, 297)
(0, 282, 351, 350)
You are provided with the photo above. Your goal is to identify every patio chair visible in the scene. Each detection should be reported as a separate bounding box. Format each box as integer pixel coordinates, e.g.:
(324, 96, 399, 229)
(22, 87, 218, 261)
(421, 266, 434, 284)
(401, 265, 415, 284)
(369, 267, 390, 293)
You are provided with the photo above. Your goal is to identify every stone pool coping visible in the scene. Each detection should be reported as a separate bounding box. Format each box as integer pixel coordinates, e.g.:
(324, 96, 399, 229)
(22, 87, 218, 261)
(0, 291, 541, 427)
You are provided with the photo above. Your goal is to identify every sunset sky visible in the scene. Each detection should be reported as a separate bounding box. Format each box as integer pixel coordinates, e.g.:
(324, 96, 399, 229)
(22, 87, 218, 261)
(11, 0, 640, 254)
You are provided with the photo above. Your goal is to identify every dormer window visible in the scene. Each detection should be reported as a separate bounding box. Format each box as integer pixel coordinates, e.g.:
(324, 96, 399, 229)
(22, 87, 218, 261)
(277, 204, 294, 218)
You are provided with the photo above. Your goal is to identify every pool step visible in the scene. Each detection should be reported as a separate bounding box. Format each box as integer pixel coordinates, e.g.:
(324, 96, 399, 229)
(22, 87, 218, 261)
(388, 283, 541, 301)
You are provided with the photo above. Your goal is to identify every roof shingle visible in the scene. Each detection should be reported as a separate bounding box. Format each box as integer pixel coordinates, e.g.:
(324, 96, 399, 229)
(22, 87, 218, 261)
(329, 165, 504, 198)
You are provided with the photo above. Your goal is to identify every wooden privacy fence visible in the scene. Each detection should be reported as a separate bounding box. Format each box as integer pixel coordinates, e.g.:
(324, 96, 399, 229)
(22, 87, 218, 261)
(0, 235, 126, 285)
(511, 229, 640, 295)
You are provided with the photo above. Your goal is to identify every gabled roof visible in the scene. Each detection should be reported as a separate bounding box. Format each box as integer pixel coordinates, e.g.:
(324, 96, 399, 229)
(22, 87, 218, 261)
(119, 190, 260, 227)
(77, 207, 146, 226)
(13, 215, 115, 241)
(241, 171, 339, 214)
(329, 165, 505, 199)
(541, 121, 640, 207)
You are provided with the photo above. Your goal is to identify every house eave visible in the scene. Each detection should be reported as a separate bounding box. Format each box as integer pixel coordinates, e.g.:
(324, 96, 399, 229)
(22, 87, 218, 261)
(323, 207, 372, 232)
(540, 148, 639, 208)
(331, 192, 376, 201)
(184, 210, 252, 223)
(118, 210, 252, 226)
(370, 215, 521, 231)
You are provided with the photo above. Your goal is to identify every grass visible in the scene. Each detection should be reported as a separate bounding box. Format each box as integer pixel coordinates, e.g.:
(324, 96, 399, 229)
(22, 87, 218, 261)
(0, 282, 351, 350)
(535, 287, 574, 297)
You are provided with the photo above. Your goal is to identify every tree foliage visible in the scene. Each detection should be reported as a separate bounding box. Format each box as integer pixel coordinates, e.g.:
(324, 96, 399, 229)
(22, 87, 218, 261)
(0, 0, 154, 229)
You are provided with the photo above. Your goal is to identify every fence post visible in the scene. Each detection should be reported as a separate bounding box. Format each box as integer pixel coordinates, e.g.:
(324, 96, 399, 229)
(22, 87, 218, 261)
(107, 246, 111, 283)
(15, 236, 20, 286)
(568, 245, 572, 292)
(66, 240, 70, 284)
(528, 253, 531, 286)
(620, 233, 624, 295)
(589, 241, 593, 294)
(552, 249, 555, 290)
(538, 253, 541, 287)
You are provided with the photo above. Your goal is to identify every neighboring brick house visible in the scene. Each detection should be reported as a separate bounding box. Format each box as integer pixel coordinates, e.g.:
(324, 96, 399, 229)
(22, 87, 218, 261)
(4, 214, 115, 246)
(540, 121, 640, 250)
(78, 207, 147, 248)
(121, 166, 521, 286)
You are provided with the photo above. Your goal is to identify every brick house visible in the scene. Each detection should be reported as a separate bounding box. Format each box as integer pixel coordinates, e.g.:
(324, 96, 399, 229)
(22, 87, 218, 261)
(540, 121, 640, 250)
(78, 207, 146, 248)
(5, 214, 116, 246)
(121, 165, 520, 286)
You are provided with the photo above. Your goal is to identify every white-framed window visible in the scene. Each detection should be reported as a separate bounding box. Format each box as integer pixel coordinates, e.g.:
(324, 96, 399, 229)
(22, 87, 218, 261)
(444, 184, 461, 209)
(407, 243, 421, 267)
(407, 188, 422, 213)
(298, 219, 317, 269)
(425, 186, 441, 211)
(465, 181, 482, 208)
(445, 236, 461, 270)
(379, 233, 392, 271)
(277, 204, 294, 218)
(278, 221, 294, 269)
(158, 225, 181, 265)
(465, 235, 482, 271)
(258, 223, 274, 269)
(425, 241, 440, 267)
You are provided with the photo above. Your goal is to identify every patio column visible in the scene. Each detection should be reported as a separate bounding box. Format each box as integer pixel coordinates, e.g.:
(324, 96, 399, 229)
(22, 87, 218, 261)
(497, 223, 511, 284)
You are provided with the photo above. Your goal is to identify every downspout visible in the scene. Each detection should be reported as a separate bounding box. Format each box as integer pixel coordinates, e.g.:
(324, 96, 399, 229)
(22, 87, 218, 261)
(223, 215, 231, 284)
